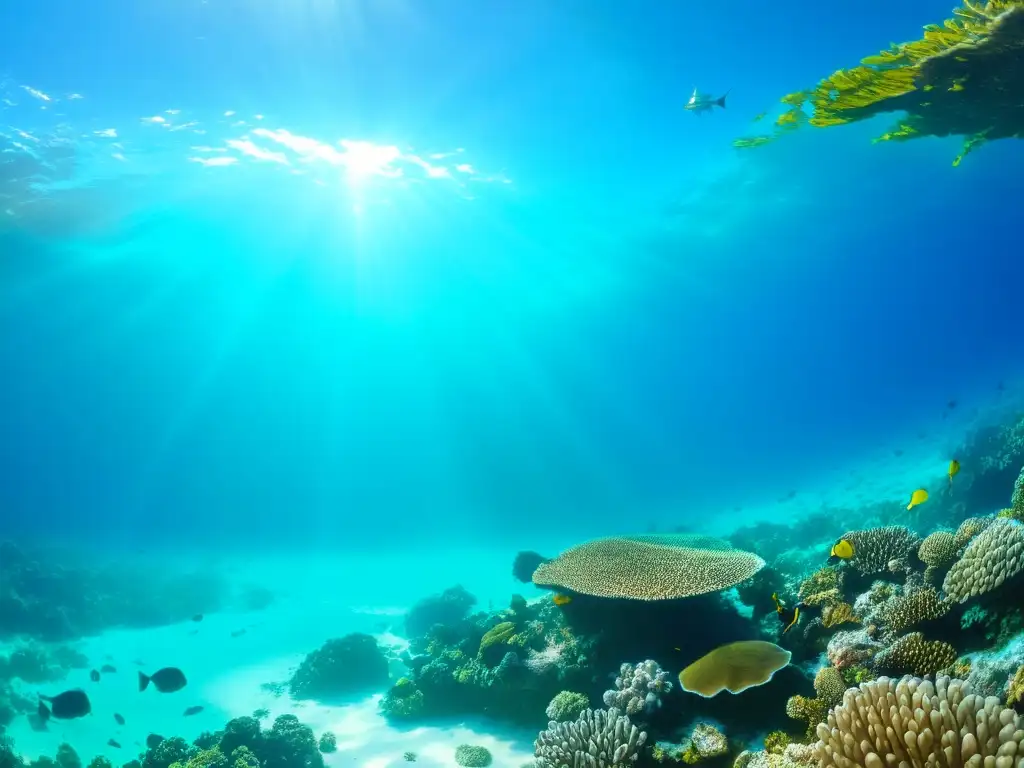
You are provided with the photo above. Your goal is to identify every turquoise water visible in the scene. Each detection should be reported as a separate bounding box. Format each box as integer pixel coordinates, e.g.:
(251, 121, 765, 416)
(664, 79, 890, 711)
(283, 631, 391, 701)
(3, 1, 1024, 767)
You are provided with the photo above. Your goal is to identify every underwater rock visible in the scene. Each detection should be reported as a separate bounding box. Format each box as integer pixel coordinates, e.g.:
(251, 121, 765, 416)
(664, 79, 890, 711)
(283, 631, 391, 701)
(288, 634, 388, 700)
(404, 585, 477, 638)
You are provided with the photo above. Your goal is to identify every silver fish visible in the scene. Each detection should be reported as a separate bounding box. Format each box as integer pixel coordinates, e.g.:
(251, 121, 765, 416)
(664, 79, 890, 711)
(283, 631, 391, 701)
(684, 87, 729, 114)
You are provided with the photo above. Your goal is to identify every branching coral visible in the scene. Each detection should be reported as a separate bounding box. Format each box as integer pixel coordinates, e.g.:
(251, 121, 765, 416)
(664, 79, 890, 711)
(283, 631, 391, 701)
(545, 691, 590, 722)
(821, 602, 860, 629)
(943, 517, 1024, 602)
(797, 568, 842, 607)
(826, 629, 882, 670)
(603, 660, 673, 717)
(532, 535, 764, 600)
(814, 675, 1024, 768)
(534, 708, 647, 767)
(786, 695, 829, 739)
(872, 632, 957, 676)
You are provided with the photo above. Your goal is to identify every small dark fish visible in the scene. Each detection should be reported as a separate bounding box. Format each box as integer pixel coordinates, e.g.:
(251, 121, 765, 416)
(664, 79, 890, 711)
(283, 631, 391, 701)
(191, 614, 203, 622)
(139, 667, 187, 693)
(114, 713, 125, 725)
(100, 664, 117, 674)
(90, 669, 101, 682)
(107, 740, 121, 749)
(230, 629, 247, 638)
(183, 705, 204, 717)
(947, 399, 957, 410)
(146, 734, 165, 750)
(38, 689, 91, 720)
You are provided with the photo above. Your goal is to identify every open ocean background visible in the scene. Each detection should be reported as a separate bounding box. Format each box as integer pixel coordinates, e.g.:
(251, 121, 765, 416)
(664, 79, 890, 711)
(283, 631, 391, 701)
(4, 0, 1024, 555)
(4, 1, 1024, 766)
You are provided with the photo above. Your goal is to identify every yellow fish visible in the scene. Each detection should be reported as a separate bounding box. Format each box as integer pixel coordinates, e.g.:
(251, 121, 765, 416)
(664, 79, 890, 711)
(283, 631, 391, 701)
(552, 593, 572, 607)
(948, 82, 964, 92)
(771, 592, 803, 634)
(948, 459, 960, 487)
(907, 489, 929, 510)
(829, 539, 855, 561)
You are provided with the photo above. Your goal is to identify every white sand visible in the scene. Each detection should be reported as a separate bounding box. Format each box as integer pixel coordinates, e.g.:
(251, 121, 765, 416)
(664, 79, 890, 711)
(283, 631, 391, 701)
(4, 548, 541, 767)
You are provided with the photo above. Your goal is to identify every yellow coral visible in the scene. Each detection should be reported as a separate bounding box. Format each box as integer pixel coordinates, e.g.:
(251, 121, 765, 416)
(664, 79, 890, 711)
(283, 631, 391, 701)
(763, 732, 791, 756)
(1007, 664, 1024, 708)
(798, 568, 841, 606)
(821, 602, 859, 628)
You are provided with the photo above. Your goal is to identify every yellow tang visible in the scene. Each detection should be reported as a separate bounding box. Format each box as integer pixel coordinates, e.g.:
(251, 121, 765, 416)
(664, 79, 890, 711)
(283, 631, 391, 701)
(907, 489, 929, 510)
(948, 459, 960, 486)
(829, 539, 855, 560)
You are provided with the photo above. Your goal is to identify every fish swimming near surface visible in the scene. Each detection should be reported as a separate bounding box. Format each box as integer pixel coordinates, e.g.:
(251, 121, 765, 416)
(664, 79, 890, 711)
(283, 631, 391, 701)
(183, 705, 205, 717)
(89, 669, 100, 682)
(828, 538, 855, 562)
(146, 735, 166, 750)
(114, 713, 125, 726)
(139, 667, 187, 693)
(684, 87, 730, 115)
(771, 592, 805, 634)
(907, 488, 929, 510)
(107, 740, 121, 749)
(949, 459, 960, 487)
(38, 689, 91, 720)
(100, 664, 117, 674)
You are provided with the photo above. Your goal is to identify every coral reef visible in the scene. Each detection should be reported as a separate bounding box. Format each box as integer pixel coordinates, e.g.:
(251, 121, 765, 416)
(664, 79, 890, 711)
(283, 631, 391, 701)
(533, 708, 646, 767)
(404, 585, 477, 638)
(943, 517, 1024, 602)
(532, 535, 765, 600)
(545, 691, 590, 722)
(872, 632, 957, 676)
(814, 676, 1023, 767)
(752, 1, 1024, 165)
(602, 660, 673, 717)
(288, 634, 388, 700)
(0, 540, 231, 641)
(836, 526, 921, 576)
(453, 745, 491, 768)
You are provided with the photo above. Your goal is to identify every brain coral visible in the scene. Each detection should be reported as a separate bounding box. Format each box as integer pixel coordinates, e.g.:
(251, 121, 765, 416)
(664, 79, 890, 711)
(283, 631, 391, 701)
(943, 517, 1024, 603)
(532, 535, 764, 600)
(840, 526, 921, 575)
(872, 632, 957, 677)
(876, 587, 950, 636)
(814, 675, 1024, 768)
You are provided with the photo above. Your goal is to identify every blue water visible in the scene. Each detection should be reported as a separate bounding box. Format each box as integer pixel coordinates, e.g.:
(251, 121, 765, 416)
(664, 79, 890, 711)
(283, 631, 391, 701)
(2, 0, 1024, 555)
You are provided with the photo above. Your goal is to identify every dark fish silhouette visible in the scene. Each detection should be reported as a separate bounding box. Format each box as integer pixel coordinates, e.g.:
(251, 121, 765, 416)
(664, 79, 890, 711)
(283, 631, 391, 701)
(38, 689, 91, 720)
(107, 740, 121, 749)
(101, 664, 117, 674)
(192, 614, 203, 622)
(146, 734, 165, 750)
(114, 713, 125, 725)
(139, 667, 187, 693)
(90, 669, 101, 682)
(183, 705, 204, 716)
(230, 629, 247, 638)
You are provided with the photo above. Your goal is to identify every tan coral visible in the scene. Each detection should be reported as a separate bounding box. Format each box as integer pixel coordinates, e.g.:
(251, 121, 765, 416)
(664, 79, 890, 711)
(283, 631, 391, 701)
(812, 666, 845, 708)
(953, 515, 993, 549)
(798, 567, 842, 606)
(918, 529, 958, 570)
(943, 517, 1024, 603)
(821, 602, 859, 629)
(531, 534, 764, 600)
(840, 526, 922, 575)
(875, 586, 950, 635)
(814, 675, 1024, 768)
(872, 632, 957, 676)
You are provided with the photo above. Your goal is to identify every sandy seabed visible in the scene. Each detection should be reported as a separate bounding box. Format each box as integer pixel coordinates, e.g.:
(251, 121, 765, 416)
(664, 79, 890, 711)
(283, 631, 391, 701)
(4, 548, 542, 768)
